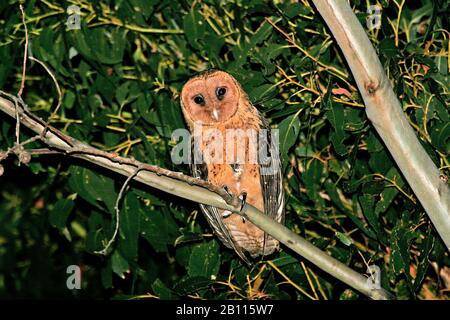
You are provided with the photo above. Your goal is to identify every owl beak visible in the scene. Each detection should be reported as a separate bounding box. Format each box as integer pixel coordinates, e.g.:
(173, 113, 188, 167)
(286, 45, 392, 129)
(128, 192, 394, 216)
(212, 108, 220, 121)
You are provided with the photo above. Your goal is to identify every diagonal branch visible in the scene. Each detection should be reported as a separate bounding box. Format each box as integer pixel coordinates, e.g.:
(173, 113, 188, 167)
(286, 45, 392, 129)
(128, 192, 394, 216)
(0, 95, 393, 300)
(0, 94, 240, 210)
(311, 0, 450, 251)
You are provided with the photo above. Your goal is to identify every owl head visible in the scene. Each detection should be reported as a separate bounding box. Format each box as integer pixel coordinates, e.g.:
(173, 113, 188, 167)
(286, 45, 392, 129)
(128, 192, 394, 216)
(180, 70, 241, 126)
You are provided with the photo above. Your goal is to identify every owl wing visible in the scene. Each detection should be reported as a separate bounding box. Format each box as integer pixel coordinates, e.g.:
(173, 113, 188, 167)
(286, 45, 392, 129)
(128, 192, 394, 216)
(259, 118, 285, 231)
(190, 139, 251, 264)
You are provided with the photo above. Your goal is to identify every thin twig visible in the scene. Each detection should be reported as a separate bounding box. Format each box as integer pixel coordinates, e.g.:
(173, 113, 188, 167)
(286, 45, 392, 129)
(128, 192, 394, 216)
(18, 4, 28, 97)
(265, 17, 348, 81)
(29, 56, 63, 137)
(14, 98, 20, 147)
(94, 165, 144, 256)
(28, 148, 63, 156)
(266, 260, 317, 300)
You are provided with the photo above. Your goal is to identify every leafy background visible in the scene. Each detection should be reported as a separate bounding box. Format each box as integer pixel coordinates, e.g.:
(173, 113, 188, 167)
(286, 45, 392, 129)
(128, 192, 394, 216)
(0, 0, 449, 299)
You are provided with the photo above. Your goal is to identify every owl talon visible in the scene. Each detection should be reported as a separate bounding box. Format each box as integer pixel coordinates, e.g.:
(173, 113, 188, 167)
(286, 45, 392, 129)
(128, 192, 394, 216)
(239, 192, 247, 222)
(222, 185, 232, 196)
(222, 210, 233, 218)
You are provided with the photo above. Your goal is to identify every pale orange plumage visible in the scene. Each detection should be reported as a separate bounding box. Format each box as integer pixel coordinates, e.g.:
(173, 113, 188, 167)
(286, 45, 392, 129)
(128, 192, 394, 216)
(180, 70, 284, 262)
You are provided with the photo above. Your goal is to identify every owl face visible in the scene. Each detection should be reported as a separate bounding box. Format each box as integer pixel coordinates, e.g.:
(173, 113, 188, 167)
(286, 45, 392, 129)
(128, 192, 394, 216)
(181, 70, 241, 125)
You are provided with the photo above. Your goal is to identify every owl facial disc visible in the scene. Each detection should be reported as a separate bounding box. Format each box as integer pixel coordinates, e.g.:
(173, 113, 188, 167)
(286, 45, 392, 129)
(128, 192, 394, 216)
(180, 70, 240, 124)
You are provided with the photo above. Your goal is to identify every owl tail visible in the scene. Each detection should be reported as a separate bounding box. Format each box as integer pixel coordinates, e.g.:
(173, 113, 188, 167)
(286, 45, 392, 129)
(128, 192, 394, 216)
(225, 217, 279, 258)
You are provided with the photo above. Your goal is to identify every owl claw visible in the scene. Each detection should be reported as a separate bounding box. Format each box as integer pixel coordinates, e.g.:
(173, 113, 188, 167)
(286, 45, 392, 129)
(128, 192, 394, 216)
(239, 192, 247, 222)
(222, 210, 233, 218)
(222, 185, 232, 197)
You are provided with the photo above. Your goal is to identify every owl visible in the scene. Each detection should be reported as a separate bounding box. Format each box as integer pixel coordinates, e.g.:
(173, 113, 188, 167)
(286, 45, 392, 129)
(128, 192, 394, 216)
(180, 69, 285, 263)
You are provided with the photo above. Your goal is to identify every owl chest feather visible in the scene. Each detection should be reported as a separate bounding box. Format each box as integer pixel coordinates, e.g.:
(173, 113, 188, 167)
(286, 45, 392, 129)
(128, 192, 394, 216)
(198, 111, 264, 212)
(200, 123, 268, 254)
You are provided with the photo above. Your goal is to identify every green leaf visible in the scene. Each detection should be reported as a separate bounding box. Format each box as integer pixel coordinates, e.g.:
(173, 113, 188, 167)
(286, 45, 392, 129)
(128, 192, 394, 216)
(101, 258, 113, 289)
(111, 250, 130, 279)
(175, 245, 192, 267)
(379, 38, 397, 59)
(335, 232, 353, 246)
(183, 8, 206, 49)
(359, 194, 386, 244)
(29, 162, 45, 174)
(328, 159, 349, 179)
(49, 198, 74, 231)
(140, 207, 179, 253)
(115, 81, 130, 106)
(118, 192, 140, 261)
(340, 195, 378, 240)
(129, 126, 159, 165)
(135, 93, 154, 124)
(93, 74, 116, 105)
(324, 180, 348, 213)
(252, 44, 287, 75)
(153, 95, 186, 138)
(368, 150, 393, 174)
(174, 231, 204, 246)
(204, 33, 225, 61)
(269, 252, 299, 267)
(278, 113, 301, 162)
(250, 21, 273, 45)
(362, 180, 385, 195)
(173, 276, 213, 295)
(303, 159, 324, 205)
(325, 102, 348, 155)
(413, 228, 434, 292)
(248, 83, 278, 104)
(86, 212, 106, 252)
(0, 46, 14, 87)
(152, 279, 176, 299)
(375, 167, 401, 214)
(188, 240, 220, 279)
(430, 93, 449, 122)
(366, 131, 384, 152)
(330, 133, 348, 156)
(68, 166, 117, 214)
(63, 90, 76, 110)
(430, 122, 450, 154)
(71, 25, 126, 65)
(343, 108, 366, 132)
(328, 246, 353, 264)
(282, 2, 304, 19)
(390, 220, 418, 277)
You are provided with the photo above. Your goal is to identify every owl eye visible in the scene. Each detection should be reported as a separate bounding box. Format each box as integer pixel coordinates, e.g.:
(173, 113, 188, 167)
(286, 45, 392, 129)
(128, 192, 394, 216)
(193, 95, 205, 106)
(216, 87, 227, 100)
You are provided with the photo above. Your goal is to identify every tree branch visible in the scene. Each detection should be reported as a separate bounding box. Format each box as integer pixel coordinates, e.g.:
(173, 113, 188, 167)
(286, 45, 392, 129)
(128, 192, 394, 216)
(0, 95, 393, 300)
(312, 0, 450, 251)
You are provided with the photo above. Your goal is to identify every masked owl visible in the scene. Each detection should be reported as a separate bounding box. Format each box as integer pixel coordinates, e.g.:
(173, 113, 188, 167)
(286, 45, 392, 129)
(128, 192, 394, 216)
(180, 69, 284, 263)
